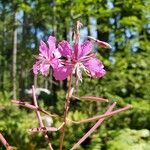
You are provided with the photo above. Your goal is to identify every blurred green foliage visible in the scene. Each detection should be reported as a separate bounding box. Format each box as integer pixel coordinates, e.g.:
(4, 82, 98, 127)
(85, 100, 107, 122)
(0, 91, 48, 149)
(107, 129, 150, 150)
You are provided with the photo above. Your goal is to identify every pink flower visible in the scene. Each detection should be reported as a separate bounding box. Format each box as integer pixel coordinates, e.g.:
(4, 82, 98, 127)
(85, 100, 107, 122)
(54, 40, 106, 81)
(33, 36, 61, 76)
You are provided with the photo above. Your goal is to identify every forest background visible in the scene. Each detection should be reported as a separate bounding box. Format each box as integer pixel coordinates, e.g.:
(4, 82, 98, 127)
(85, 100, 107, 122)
(0, 0, 150, 149)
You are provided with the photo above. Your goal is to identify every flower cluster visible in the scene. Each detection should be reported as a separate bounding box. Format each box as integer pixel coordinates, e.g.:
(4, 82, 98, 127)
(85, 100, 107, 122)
(33, 33, 111, 81)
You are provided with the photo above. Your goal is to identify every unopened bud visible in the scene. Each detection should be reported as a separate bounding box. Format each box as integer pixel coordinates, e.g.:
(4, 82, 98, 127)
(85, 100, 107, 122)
(87, 36, 112, 49)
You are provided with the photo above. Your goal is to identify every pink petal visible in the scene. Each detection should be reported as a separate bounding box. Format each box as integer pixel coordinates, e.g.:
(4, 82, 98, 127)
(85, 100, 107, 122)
(74, 43, 81, 59)
(58, 40, 72, 58)
(80, 40, 93, 57)
(54, 65, 72, 80)
(39, 40, 48, 57)
(47, 36, 56, 50)
(48, 36, 61, 58)
(51, 58, 60, 69)
(84, 58, 106, 77)
(33, 60, 50, 76)
(53, 48, 61, 58)
(40, 63, 50, 76)
(33, 63, 39, 75)
(47, 36, 56, 58)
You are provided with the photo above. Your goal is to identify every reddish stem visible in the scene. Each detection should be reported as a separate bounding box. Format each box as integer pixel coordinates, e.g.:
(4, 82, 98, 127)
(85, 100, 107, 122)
(68, 105, 132, 124)
(59, 75, 73, 150)
(12, 100, 58, 118)
(32, 85, 53, 150)
(70, 102, 116, 150)
(0, 133, 12, 150)
(72, 95, 109, 103)
(29, 127, 58, 132)
(29, 123, 64, 133)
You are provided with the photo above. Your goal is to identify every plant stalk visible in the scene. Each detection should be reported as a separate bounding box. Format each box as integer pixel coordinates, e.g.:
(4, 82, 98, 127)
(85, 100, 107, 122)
(32, 85, 53, 150)
(59, 75, 73, 150)
(0, 133, 12, 150)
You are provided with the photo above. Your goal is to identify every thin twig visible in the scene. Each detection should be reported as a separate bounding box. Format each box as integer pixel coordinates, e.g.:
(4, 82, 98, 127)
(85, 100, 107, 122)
(70, 102, 116, 150)
(29, 127, 58, 132)
(12, 100, 59, 118)
(67, 105, 132, 124)
(59, 75, 73, 150)
(0, 133, 13, 150)
(29, 123, 65, 133)
(72, 95, 109, 103)
(32, 85, 53, 150)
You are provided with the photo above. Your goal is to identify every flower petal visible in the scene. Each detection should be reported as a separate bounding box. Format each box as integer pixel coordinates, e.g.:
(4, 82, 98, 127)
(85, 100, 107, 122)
(53, 48, 61, 58)
(58, 40, 72, 58)
(39, 40, 48, 58)
(40, 63, 50, 76)
(33, 60, 50, 76)
(84, 58, 106, 77)
(51, 58, 60, 69)
(74, 43, 81, 59)
(47, 36, 56, 57)
(80, 40, 93, 57)
(54, 65, 72, 80)
(47, 36, 56, 50)
(33, 62, 40, 75)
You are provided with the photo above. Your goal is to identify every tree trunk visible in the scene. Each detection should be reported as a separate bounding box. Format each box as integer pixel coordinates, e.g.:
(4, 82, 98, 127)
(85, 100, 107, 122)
(0, 6, 5, 90)
(19, 9, 28, 98)
(12, 12, 17, 99)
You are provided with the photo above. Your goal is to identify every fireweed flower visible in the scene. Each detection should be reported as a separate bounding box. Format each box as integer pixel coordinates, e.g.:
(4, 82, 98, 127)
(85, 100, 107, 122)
(54, 40, 106, 81)
(33, 36, 61, 76)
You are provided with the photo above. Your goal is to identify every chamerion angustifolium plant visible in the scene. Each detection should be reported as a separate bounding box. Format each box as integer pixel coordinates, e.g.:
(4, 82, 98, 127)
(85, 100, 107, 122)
(10, 21, 131, 150)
